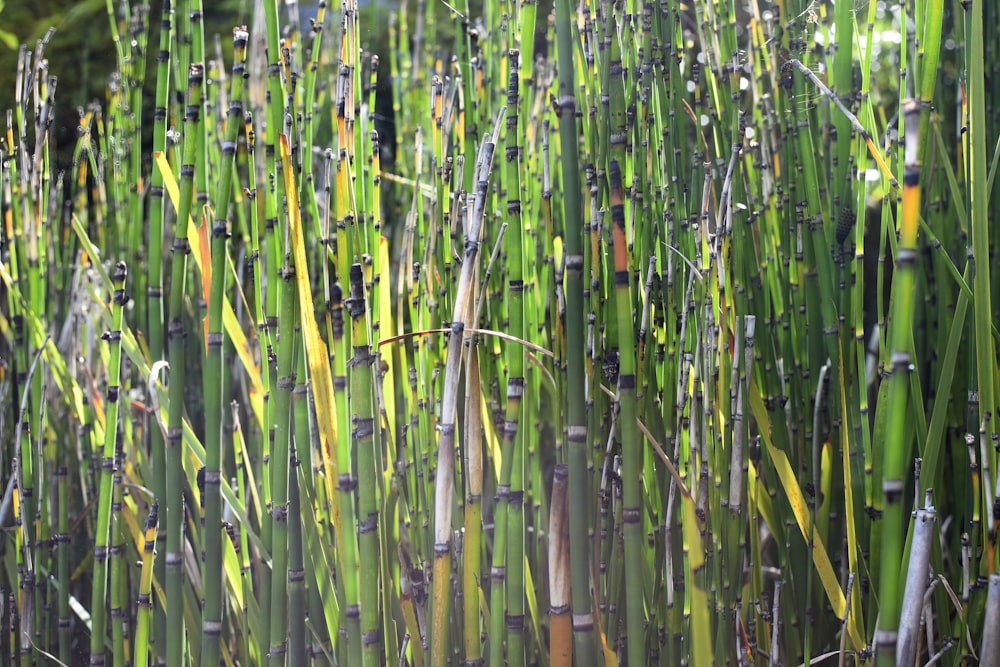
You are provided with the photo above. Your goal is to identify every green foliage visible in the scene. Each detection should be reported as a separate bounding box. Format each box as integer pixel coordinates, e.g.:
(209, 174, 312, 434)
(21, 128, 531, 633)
(2, 0, 1000, 665)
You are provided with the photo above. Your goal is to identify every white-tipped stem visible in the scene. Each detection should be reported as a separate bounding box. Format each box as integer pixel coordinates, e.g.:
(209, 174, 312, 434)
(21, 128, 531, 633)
(924, 639, 955, 667)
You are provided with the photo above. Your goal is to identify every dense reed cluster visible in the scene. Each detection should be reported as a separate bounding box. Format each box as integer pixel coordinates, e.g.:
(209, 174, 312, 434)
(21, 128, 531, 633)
(2, 0, 1000, 665)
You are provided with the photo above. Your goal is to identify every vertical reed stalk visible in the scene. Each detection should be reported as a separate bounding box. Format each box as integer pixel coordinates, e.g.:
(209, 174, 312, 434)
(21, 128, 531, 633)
(89, 260, 128, 666)
(56, 462, 70, 665)
(553, 0, 596, 659)
(874, 99, 921, 667)
(110, 440, 127, 667)
(134, 503, 159, 667)
(502, 50, 527, 667)
(200, 26, 248, 667)
(165, 63, 205, 667)
(268, 231, 299, 666)
(609, 157, 644, 664)
(430, 111, 503, 667)
(463, 344, 484, 664)
(348, 263, 381, 666)
(146, 3, 173, 656)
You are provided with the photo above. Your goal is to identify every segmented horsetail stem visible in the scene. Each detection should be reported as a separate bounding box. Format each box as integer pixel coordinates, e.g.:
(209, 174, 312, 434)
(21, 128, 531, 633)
(462, 344, 485, 666)
(268, 177, 300, 665)
(430, 109, 503, 667)
(89, 260, 128, 666)
(609, 159, 645, 664)
(554, 0, 596, 657)
(199, 26, 247, 667)
(110, 437, 128, 667)
(347, 262, 381, 667)
(146, 2, 172, 655)
(133, 503, 159, 667)
(165, 63, 204, 667)
(874, 98, 921, 667)
(5, 0, 1000, 663)
(502, 50, 527, 667)
(56, 463, 70, 665)
(333, 276, 363, 665)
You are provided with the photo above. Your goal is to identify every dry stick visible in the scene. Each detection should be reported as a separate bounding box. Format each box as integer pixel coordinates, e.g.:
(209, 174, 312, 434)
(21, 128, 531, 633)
(635, 418, 690, 499)
(787, 59, 898, 188)
(429, 108, 505, 667)
(379, 327, 554, 360)
(923, 639, 955, 667)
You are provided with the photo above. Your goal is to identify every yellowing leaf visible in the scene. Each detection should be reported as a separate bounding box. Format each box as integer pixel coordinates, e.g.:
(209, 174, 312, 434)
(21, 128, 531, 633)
(749, 379, 864, 650)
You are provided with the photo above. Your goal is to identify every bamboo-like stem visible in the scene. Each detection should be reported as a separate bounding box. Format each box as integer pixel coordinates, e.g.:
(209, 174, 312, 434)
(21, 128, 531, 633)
(57, 462, 70, 665)
(257, 6, 286, 652)
(874, 99, 921, 667)
(165, 63, 204, 667)
(462, 344, 484, 664)
(134, 503, 159, 667)
(110, 439, 127, 667)
(89, 260, 129, 666)
(553, 0, 596, 657)
(287, 402, 307, 667)
(429, 110, 504, 667)
(609, 158, 644, 665)
(199, 25, 248, 667)
(146, 4, 173, 658)
(502, 51, 527, 667)
(348, 263, 381, 666)
(331, 273, 363, 665)
(549, 464, 572, 667)
(268, 234, 300, 666)
(897, 490, 936, 667)
(966, 0, 998, 574)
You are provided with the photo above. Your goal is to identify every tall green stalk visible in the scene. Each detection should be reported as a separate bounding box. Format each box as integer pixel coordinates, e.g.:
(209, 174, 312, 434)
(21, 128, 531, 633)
(56, 462, 70, 665)
(89, 260, 128, 666)
(269, 235, 299, 666)
(110, 439, 127, 667)
(609, 159, 644, 663)
(502, 52, 527, 667)
(200, 26, 248, 667)
(134, 503, 159, 667)
(348, 263, 381, 666)
(874, 99, 921, 667)
(146, 3, 173, 657)
(165, 63, 204, 667)
(553, 0, 596, 660)
(967, 0, 997, 570)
